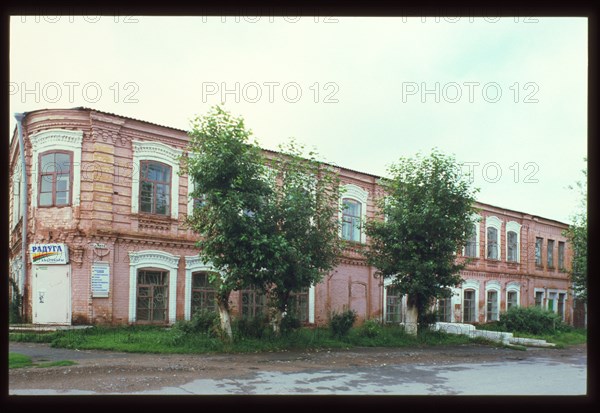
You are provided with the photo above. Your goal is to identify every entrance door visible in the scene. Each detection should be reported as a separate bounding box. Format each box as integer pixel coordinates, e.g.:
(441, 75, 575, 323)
(32, 265, 71, 324)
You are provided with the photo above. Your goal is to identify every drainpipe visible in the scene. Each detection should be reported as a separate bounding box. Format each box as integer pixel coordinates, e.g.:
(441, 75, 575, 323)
(15, 112, 27, 319)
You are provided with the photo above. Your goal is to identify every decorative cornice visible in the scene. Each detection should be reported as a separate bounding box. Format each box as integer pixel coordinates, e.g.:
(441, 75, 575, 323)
(132, 139, 183, 162)
(29, 129, 83, 150)
(128, 250, 180, 269)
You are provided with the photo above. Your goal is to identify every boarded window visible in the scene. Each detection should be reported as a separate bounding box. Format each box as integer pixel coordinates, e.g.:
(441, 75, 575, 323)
(136, 270, 168, 323)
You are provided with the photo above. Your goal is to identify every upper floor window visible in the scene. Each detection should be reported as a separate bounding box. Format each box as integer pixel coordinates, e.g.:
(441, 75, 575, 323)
(486, 227, 499, 260)
(535, 237, 543, 266)
(464, 223, 478, 257)
(140, 160, 171, 215)
(507, 231, 518, 262)
(38, 151, 72, 207)
(485, 216, 502, 260)
(547, 239, 555, 268)
(342, 198, 362, 242)
(558, 241, 565, 270)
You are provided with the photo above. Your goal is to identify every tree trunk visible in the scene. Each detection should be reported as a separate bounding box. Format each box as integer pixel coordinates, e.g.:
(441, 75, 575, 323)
(270, 307, 283, 334)
(405, 294, 418, 336)
(216, 293, 233, 340)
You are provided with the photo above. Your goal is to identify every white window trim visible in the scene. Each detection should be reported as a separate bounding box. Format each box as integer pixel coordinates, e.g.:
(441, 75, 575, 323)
(187, 174, 196, 217)
(505, 221, 522, 263)
(485, 281, 501, 322)
(132, 140, 182, 219)
(462, 279, 480, 323)
(11, 166, 22, 229)
(339, 183, 368, 244)
(545, 289, 568, 314)
(308, 284, 315, 324)
(485, 216, 502, 261)
(128, 250, 180, 324)
(533, 288, 546, 308)
(506, 281, 521, 309)
(30, 129, 83, 207)
(462, 214, 481, 258)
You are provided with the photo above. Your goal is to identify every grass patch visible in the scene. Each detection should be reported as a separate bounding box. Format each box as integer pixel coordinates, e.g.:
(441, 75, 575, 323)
(9, 323, 483, 355)
(9, 352, 76, 369)
(471, 323, 587, 348)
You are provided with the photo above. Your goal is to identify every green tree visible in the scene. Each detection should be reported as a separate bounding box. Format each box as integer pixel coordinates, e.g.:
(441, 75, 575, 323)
(563, 159, 587, 302)
(261, 141, 343, 333)
(365, 149, 479, 334)
(183, 106, 274, 340)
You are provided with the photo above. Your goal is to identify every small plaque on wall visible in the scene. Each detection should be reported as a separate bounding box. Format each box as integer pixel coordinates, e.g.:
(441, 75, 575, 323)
(91, 262, 110, 298)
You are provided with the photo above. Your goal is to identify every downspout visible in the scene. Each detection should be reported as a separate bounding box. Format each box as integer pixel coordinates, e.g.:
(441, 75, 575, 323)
(15, 112, 27, 319)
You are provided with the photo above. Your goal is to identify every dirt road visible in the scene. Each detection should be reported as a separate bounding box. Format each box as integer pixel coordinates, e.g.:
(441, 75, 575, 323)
(9, 342, 586, 394)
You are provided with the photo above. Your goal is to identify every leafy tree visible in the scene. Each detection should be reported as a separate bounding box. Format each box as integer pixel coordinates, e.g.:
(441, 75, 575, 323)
(365, 149, 479, 334)
(261, 141, 343, 333)
(183, 106, 274, 340)
(563, 159, 587, 302)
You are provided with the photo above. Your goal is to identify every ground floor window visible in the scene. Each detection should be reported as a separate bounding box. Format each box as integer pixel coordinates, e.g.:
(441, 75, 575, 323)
(437, 298, 452, 322)
(289, 288, 309, 323)
(507, 291, 518, 311)
(535, 291, 544, 308)
(463, 289, 476, 323)
(136, 270, 168, 323)
(241, 288, 267, 319)
(548, 292, 557, 312)
(486, 290, 499, 321)
(385, 286, 402, 323)
(191, 271, 217, 316)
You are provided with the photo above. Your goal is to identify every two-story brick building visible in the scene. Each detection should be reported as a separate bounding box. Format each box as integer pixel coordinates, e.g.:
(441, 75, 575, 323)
(8, 107, 573, 326)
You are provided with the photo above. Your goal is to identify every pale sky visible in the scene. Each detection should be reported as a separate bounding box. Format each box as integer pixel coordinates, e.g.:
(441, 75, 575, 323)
(9, 16, 587, 224)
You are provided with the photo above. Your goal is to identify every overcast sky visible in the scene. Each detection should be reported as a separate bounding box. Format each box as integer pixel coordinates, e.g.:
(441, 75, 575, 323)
(10, 16, 587, 224)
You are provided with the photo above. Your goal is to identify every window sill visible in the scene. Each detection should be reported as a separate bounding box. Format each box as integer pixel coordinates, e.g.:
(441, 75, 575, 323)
(37, 204, 73, 209)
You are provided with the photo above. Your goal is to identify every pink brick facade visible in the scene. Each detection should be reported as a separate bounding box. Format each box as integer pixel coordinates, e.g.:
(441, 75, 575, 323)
(8, 108, 574, 326)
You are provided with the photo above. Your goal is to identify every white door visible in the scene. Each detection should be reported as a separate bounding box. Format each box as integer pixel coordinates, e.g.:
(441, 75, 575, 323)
(33, 265, 71, 324)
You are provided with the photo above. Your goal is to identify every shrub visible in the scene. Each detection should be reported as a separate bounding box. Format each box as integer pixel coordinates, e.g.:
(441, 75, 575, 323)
(329, 309, 357, 338)
(358, 319, 382, 338)
(174, 311, 220, 337)
(233, 315, 270, 339)
(498, 306, 568, 335)
(280, 314, 302, 334)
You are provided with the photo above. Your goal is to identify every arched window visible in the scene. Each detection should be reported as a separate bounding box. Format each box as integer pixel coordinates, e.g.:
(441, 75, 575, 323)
(485, 216, 502, 260)
(342, 198, 362, 242)
(136, 269, 169, 323)
(506, 221, 522, 263)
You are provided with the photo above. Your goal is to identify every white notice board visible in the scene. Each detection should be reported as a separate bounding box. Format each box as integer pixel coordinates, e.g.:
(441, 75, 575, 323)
(91, 262, 110, 298)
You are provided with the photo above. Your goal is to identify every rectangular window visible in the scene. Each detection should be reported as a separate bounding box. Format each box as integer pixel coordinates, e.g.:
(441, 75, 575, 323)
(289, 288, 309, 323)
(140, 161, 171, 215)
(385, 286, 402, 323)
(535, 238, 543, 266)
(486, 290, 499, 321)
(241, 288, 267, 319)
(437, 298, 452, 322)
(191, 272, 217, 316)
(547, 240, 555, 268)
(464, 224, 478, 257)
(342, 198, 361, 242)
(38, 151, 72, 207)
(136, 270, 168, 323)
(534, 291, 544, 308)
(548, 292, 556, 311)
(463, 290, 476, 323)
(487, 227, 498, 260)
(507, 291, 518, 310)
(507, 231, 518, 262)
(558, 241, 565, 270)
